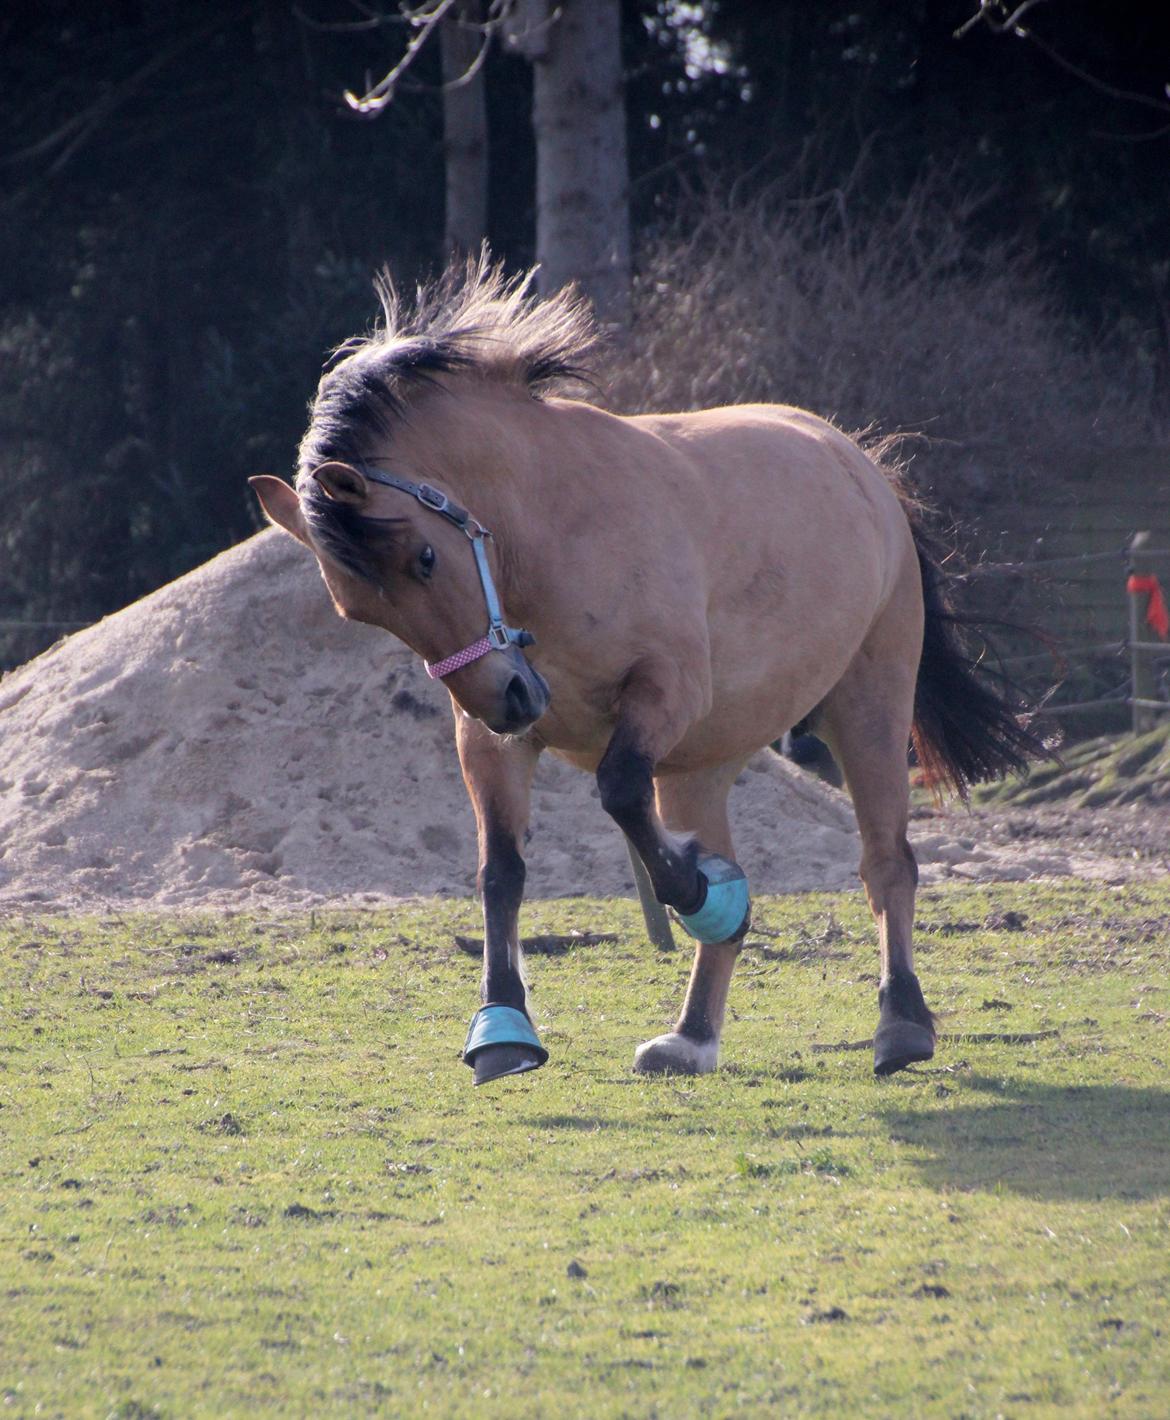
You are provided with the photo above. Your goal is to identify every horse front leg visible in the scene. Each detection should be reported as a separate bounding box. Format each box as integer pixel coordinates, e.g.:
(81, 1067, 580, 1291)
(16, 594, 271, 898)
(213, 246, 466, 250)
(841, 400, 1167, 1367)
(454, 709, 544, 1085)
(633, 763, 749, 1075)
(596, 673, 750, 1075)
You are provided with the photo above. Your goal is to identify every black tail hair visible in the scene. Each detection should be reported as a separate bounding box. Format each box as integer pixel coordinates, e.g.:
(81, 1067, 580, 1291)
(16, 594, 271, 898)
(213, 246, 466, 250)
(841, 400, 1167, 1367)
(909, 519, 1048, 801)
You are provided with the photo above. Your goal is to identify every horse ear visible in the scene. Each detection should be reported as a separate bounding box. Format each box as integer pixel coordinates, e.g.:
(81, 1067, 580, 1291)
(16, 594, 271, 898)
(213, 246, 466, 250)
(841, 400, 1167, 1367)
(312, 461, 369, 506)
(249, 475, 309, 546)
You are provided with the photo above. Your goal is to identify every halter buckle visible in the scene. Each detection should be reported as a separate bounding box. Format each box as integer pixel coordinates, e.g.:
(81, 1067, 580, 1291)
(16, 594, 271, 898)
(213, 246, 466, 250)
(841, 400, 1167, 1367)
(488, 624, 511, 651)
(417, 484, 449, 513)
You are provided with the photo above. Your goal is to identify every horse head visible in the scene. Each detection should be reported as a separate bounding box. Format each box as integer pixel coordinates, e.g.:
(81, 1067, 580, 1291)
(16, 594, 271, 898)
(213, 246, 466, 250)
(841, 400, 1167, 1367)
(250, 463, 549, 736)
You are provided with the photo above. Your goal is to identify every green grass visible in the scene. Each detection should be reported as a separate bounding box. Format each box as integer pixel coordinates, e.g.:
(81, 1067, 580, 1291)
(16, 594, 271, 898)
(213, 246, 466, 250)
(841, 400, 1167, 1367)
(3, 882, 1170, 1418)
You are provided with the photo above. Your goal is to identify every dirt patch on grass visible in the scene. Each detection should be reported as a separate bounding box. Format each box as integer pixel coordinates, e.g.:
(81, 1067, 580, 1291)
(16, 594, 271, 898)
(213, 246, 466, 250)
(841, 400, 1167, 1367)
(920, 799, 1170, 879)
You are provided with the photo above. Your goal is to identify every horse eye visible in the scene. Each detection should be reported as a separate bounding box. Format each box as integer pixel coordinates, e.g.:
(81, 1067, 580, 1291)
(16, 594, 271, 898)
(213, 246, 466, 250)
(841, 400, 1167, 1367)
(417, 544, 436, 579)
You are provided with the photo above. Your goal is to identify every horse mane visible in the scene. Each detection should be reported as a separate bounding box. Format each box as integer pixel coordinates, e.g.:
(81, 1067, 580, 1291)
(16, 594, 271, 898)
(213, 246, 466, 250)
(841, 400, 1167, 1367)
(297, 251, 600, 476)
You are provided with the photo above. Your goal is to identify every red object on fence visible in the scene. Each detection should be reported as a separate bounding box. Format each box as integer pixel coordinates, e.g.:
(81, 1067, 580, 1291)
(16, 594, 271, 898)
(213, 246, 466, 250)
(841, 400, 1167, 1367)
(1127, 574, 1170, 640)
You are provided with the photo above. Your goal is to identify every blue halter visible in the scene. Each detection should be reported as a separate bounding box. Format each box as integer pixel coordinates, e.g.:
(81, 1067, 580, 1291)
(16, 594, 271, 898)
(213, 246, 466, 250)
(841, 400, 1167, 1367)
(348, 463, 534, 678)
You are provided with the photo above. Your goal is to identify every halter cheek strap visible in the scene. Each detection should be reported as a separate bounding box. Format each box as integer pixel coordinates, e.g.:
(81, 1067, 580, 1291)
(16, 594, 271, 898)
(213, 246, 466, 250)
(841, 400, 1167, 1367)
(347, 464, 534, 679)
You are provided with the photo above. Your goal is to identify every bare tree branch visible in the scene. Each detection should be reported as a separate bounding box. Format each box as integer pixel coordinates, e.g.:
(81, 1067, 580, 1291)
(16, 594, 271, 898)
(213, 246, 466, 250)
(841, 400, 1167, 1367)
(294, 2, 432, 35)
(501, 0, 561, 60)
(333, 0, 520, 111)
(293, 6, 402, 35)
(406, 25, 492, 94)
(956, 1, 1170, 121)
(1025, 29, 1170, 117)
(341, 0, 460, 115)
(954, 1, 1049, 41)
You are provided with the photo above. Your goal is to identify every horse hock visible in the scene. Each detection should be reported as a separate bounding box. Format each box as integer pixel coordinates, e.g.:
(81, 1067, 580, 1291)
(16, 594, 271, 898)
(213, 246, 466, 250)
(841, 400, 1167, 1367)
(463, 1004, 549, 1086)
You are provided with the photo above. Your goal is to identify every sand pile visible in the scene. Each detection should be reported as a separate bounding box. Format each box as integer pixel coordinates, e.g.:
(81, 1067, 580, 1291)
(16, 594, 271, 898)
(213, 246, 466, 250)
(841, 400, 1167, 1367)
(0, 530, 1090, 914)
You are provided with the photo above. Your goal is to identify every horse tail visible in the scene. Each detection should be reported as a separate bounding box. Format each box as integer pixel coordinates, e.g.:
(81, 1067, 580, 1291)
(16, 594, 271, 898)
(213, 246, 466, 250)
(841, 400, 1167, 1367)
(908, 517, 1047, 801)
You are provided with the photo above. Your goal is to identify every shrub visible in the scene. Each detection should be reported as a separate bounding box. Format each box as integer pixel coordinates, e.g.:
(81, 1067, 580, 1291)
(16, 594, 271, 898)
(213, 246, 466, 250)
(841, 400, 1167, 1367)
(612, 171, 1154, 508)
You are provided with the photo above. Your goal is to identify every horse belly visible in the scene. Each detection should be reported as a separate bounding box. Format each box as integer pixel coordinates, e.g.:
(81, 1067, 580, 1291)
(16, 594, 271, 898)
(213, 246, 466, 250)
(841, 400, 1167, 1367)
(683, 538, 891, 766)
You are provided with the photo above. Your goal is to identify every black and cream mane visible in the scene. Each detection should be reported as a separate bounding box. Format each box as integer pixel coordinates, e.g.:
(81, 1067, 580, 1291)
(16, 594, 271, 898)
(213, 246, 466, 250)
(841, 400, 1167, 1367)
(298, 254, 598, 476)
(293, 255, 598, 581)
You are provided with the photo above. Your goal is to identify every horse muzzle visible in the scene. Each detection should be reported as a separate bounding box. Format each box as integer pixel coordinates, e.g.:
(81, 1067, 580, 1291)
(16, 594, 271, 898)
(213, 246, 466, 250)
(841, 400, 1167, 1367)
(490, 656, 550, 735)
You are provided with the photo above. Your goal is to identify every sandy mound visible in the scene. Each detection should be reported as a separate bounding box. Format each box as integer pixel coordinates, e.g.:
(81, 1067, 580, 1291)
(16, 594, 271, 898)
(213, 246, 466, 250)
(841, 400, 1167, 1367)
(0, 531, 1106, 913)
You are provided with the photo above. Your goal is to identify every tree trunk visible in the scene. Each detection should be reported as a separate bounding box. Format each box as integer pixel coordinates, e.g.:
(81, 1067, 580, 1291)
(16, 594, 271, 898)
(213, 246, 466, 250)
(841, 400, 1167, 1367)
(530, 0, 630, 327)
(440, 0, 489, 255)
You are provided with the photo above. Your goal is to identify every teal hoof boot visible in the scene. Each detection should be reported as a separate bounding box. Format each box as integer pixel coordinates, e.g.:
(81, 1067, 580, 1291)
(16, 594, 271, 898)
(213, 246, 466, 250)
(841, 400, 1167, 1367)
(463, 1005, 548, 1086)
(676, 854, 750, 945)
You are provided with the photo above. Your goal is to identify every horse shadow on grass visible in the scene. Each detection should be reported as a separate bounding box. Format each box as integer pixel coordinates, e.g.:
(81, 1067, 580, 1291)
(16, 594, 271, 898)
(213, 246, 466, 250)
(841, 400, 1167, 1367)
(522, 1113, 645, 1132)
(881, 1074, 1170, 1201)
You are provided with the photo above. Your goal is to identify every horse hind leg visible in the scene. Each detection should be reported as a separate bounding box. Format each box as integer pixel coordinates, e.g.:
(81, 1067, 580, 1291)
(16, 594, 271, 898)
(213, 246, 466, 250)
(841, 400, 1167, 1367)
(816, 636, 936, 1076)
(632, 761, 749, 1076)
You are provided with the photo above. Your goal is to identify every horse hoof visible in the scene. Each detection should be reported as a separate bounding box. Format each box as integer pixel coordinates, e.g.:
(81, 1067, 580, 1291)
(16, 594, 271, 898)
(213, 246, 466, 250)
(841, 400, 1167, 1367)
(675, 854, 750, 945)
(463, 1004, 548, 1084)
(633, 1032, 718, 1076)
(873, 1020, 935, 1077)
(472, 1042, 545, 1086)
(874, 970, 936, 1076)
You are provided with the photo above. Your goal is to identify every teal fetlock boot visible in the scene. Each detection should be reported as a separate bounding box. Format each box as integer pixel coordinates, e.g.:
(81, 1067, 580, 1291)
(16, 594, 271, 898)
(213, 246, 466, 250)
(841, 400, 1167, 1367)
(675, 854, 751, 945)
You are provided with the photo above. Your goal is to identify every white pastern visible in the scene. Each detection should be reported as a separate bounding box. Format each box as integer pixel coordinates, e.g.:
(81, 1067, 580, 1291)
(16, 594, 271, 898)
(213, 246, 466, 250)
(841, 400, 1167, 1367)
(633, 1031, 719, 1076)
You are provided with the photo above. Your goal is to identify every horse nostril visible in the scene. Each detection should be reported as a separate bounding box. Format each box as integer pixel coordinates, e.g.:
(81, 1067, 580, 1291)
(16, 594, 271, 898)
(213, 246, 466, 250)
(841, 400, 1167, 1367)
(505, 674, 532, 723)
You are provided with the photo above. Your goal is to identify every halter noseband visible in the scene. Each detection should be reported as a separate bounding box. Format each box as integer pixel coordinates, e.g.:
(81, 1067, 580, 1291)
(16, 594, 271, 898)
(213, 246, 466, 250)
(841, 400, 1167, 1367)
(346, 463, 534, 680)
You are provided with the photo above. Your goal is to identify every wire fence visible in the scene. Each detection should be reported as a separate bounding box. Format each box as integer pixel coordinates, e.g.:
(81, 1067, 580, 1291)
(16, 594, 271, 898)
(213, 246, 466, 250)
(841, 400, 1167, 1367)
(976, 533, 1170, 732)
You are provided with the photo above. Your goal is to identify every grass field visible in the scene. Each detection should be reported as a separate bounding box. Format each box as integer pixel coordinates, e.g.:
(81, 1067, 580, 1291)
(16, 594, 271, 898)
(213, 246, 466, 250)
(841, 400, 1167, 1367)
(2, 881, 1169, 1418)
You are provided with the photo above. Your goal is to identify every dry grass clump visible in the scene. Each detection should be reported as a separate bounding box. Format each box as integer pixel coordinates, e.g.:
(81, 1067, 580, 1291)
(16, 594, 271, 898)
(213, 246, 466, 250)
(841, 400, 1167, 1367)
(610, 174, 1149, 502)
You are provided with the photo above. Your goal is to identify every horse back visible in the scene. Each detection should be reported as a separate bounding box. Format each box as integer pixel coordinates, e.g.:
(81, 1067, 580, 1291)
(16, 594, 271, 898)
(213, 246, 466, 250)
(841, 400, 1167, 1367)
(628, 402, 914, 610)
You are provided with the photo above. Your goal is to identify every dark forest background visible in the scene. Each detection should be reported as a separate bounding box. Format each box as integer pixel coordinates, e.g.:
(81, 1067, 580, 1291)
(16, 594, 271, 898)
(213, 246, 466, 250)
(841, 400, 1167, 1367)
(2, 0, 1168, 671)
